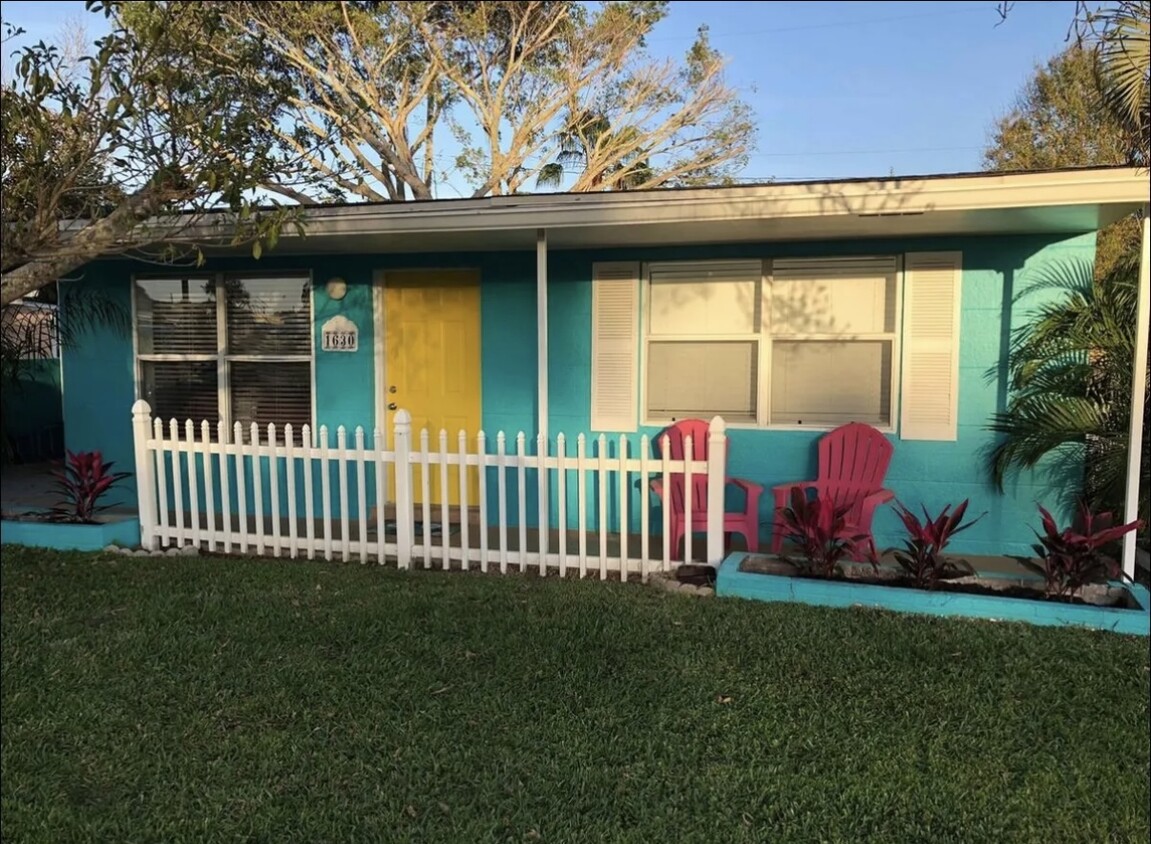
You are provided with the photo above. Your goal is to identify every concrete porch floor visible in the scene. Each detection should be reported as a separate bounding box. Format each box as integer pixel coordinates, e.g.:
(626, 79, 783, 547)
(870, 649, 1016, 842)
(1, 462, 61, 512)
(1, 461, 137, 516)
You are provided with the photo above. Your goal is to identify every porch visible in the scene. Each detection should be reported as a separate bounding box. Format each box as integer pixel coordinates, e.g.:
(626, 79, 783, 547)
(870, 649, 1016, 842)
(5, 408, 1144, 583)
(0, 483, 1058, 584)
(0, 488, 1040, 583)
(0, 461, 58, 512)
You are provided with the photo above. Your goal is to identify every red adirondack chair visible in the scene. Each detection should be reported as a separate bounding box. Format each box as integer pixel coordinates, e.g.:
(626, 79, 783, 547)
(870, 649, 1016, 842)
(770, 422, 894, 559)
(651, 419, 763, 559)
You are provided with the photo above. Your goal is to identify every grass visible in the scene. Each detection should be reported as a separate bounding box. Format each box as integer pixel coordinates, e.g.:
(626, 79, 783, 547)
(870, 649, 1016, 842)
(2, 547, 1148, 843)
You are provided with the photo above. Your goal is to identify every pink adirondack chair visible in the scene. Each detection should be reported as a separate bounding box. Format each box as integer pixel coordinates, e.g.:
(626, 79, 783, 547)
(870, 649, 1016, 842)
(770, 423, 894, 559)
(651, 419, 763, 559)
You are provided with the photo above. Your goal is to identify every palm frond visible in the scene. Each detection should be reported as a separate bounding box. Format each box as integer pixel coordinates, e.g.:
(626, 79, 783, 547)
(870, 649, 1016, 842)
(56, 284, 129, 349)
(988, 395, 1104, 489)
(535, 162, 564, 189)
(987, 250, 1147, 519)
(1094, 5, 1150, 163)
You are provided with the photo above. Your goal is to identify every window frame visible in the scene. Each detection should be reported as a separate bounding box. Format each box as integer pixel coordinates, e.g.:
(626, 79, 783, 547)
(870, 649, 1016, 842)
(639, 257, 902, 433)
(131, 271, 316, 442)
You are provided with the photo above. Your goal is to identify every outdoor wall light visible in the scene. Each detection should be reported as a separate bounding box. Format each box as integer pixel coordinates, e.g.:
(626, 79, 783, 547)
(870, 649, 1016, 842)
(325, 277, 348, 300)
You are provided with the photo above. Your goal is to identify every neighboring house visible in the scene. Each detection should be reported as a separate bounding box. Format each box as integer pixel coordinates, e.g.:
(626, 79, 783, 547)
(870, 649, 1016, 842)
(57, 166, 1149, 557)
(2, 300, 60, 360)
(1, 300, 64, 462)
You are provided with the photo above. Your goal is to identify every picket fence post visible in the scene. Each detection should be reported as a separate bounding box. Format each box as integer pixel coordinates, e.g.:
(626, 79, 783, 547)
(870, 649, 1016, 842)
(393, 409, 414, 569)
(706, 415, 727, 564)
(131, 400, 159, 550)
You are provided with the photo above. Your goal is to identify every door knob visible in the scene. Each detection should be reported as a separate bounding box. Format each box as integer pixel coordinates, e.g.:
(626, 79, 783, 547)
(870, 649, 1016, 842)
(388, 402, 398, 411)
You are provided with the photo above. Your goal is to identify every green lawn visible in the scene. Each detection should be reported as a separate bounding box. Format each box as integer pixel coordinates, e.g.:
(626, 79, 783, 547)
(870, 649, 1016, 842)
(2, 547, 1148, 843)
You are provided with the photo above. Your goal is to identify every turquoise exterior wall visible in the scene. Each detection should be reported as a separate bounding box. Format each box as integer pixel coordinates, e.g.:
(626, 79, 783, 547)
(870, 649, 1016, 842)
(58, 267, 136, 509)
(60, 252, 536, 518)
(59, 231, 1093, 554)
(546, 232, 1096, 556)
(2, 358, 64, 462)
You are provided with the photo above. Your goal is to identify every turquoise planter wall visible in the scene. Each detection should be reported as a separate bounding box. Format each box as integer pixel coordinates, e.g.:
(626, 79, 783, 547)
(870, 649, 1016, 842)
(1, 516, 141, 551)
(715, 554, 1151, 636)
(60, 231, 1093, 553)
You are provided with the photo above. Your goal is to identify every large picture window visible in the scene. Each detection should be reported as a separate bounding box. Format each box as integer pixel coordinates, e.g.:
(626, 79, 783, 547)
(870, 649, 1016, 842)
(643, 257, 900, 428)
(135, 275, 313, 438)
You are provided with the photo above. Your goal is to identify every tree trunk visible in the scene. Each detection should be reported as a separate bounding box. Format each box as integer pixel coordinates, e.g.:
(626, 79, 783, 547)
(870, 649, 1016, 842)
(1, 189, 159, 306)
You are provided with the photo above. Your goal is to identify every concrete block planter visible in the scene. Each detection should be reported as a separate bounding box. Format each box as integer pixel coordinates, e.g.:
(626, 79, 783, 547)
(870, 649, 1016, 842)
(1, 513, 141, 552)
(717, 553, 1151, 636)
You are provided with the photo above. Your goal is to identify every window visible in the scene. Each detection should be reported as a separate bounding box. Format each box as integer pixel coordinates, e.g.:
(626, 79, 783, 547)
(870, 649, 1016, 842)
(768, 257, 898, 427)
(2, 302, 59, 360)
(645, 261, 762, 423)
(135, 275, 312, 438)
(642, 257, 900, 428)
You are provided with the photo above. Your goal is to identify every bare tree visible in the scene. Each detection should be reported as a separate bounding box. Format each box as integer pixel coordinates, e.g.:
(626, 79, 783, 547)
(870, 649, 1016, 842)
(163, 1, 753, 202)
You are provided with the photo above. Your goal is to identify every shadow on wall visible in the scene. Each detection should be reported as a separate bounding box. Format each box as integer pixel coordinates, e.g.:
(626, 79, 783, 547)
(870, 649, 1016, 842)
(550, 228, 1100, 554)
(1, 360, 64, 463)
(2, 302, 65, 463)
(981, 252, 1147, 520)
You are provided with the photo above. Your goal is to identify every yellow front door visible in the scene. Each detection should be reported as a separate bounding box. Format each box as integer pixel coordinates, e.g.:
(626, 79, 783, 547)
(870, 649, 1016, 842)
(384, 271, 482, 505)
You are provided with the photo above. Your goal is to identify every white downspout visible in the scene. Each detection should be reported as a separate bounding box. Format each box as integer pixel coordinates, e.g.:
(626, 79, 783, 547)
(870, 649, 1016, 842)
(536, 229, 550, 557)
(1121, 209, 1150, 579)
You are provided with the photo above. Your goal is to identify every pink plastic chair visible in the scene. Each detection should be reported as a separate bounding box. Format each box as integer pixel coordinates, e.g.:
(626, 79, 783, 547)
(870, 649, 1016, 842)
(770, 423, 894, 559)
(651, 419, 763, 559)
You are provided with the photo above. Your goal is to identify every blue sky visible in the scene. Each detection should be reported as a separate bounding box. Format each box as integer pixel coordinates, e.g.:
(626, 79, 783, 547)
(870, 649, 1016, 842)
(1, 0, 1079, 187)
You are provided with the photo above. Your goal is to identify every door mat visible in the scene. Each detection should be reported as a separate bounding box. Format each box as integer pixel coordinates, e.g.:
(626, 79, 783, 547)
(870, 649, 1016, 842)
(383, 520, 458, 538)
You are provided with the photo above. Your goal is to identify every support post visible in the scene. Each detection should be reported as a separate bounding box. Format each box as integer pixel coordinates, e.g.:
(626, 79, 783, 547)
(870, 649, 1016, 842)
(393, 409, 414, 570)
(536, 228, 549, 556)
(1121, 210, 1150, 579)
(131, 400, 158, 550)
(706, 415, 727, 564)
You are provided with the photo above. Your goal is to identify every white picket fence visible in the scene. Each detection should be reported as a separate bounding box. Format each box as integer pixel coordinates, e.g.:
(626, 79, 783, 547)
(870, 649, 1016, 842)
(130, 401, 729, 579)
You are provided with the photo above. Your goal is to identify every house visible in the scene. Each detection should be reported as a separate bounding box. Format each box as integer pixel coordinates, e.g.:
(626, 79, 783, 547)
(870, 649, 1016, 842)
(55, 166, 1150, 568)
(1, 300, 64, 462)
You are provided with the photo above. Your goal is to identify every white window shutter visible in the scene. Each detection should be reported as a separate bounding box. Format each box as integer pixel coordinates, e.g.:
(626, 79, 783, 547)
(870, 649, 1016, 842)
(591, 262, 640, 432)
(900, 252, 962, 441)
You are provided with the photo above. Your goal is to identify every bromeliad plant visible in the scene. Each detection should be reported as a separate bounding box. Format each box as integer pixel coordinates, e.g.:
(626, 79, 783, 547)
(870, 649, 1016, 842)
(1025, 503, 1143, 599)
(50, 450, 131, 523)
(778, 487, 872, 578)
(890, 500, 984, 589)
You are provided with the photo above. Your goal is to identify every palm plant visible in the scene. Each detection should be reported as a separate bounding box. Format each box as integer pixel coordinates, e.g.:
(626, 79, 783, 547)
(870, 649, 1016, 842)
(536, 110, 652, 191)
(1085, 0, 1149, 165)
(1, 284, 127, 462)
(989, 253, 1149, 525)
(990, 1, 1150, 529)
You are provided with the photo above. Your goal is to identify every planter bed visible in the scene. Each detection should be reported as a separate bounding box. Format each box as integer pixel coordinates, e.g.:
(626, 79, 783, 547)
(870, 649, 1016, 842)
(716, 553, 1151, 636)
(1, 510, 140, 552)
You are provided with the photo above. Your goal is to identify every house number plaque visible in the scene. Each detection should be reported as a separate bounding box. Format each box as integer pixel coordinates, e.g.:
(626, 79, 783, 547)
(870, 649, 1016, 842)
(321, 315, 358, 352)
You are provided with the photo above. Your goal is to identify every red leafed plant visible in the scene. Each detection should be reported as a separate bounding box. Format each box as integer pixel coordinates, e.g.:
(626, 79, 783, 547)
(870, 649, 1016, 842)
(1025, 503, 1143, 598)
(890, 500, 985, 590)
(778, 487, 872, 578)
(50, 450, 132, 523)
